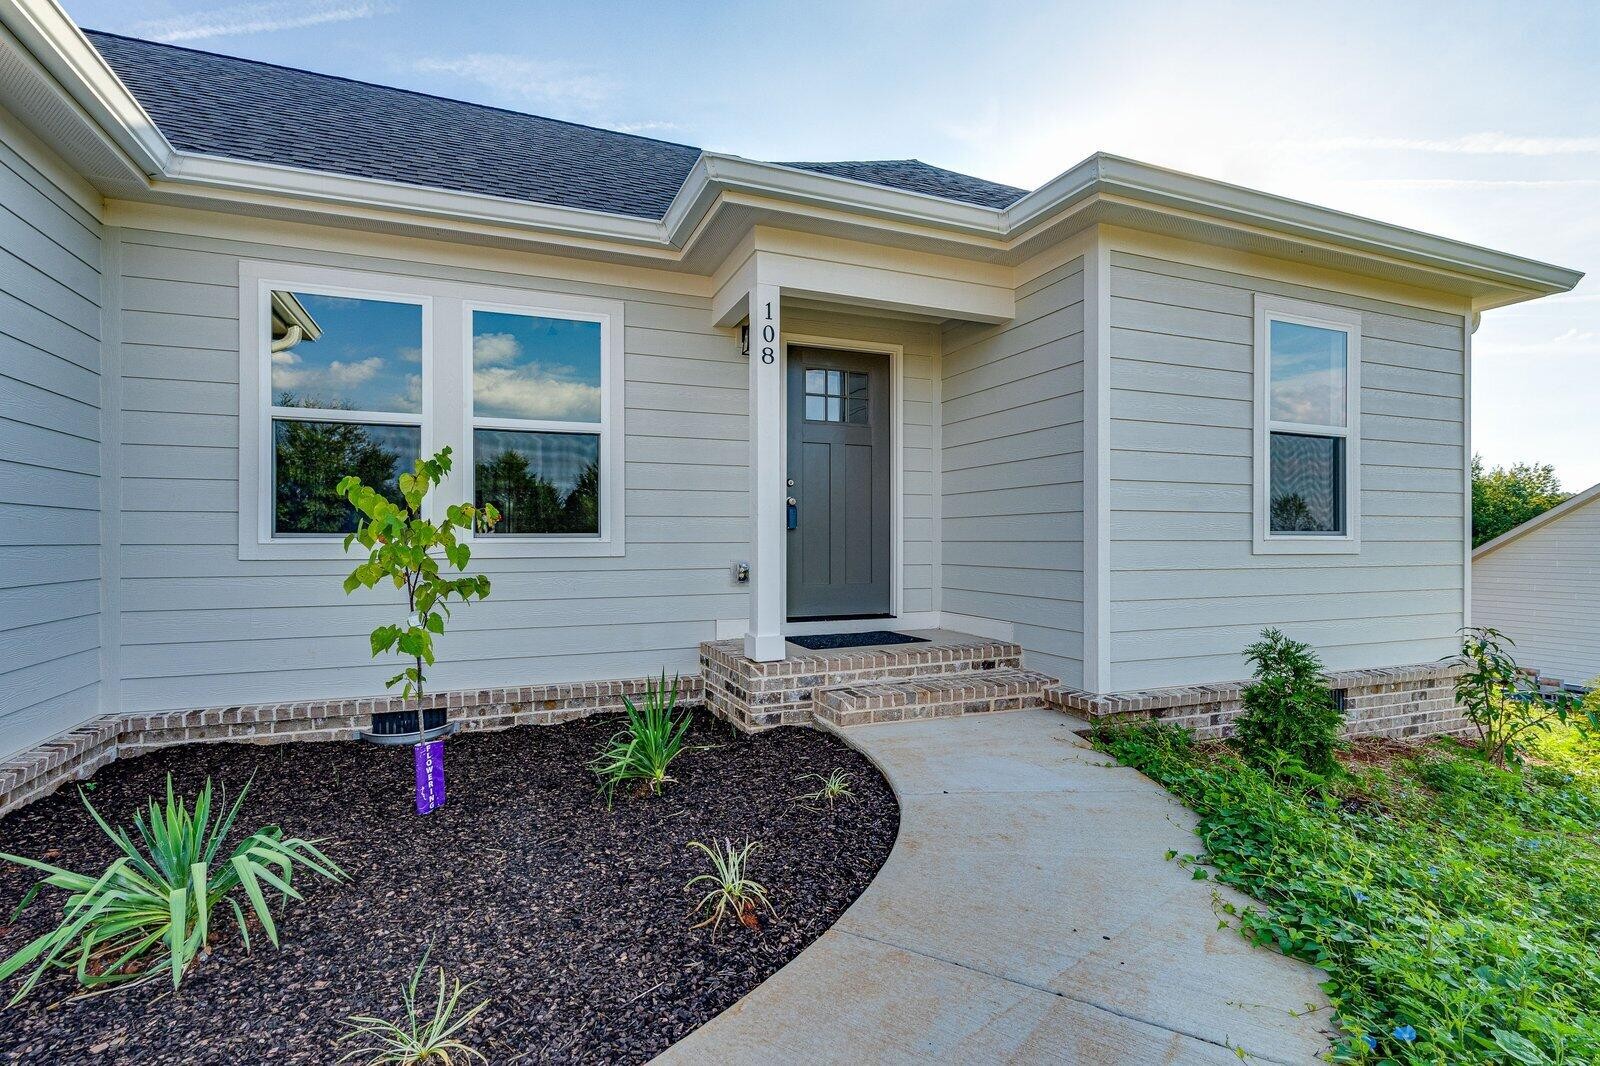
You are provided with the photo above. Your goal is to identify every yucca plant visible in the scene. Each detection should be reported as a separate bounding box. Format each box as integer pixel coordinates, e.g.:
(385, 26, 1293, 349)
(795, 768, 855, 810)
(0, 775, 343, 1002)
(685, 838, 776, 935)
(338, 947, 489, 1065)
(590, 673, 691, 803)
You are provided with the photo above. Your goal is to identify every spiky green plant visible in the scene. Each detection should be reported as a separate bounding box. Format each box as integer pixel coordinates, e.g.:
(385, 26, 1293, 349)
(337, 947, 489, 1065)
(685, 838, 776, 935)
(795, 768, 855, 810)
(590, 673, 690, 803)
(0, 775, 343, 1002)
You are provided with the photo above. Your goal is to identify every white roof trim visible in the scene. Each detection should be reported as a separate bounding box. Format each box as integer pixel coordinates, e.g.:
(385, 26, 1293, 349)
(1473, 480, 1600, 559)
(2, 0, 1586, 300)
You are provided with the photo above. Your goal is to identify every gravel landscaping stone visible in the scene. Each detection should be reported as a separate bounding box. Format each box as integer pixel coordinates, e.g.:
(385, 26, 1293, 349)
(0, 712, 897, 1063)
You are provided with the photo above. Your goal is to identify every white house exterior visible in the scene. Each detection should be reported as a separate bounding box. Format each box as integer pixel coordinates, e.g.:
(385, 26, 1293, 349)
(0, 1, 1584, 798)
(1474, 482, 1600, 688)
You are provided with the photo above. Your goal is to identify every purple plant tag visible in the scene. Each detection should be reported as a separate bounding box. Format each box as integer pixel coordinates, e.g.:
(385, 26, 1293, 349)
(414, 739, 445, 815)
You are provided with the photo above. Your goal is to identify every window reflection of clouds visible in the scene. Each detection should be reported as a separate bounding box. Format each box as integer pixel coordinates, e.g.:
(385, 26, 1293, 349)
(472, 311, 602, 422)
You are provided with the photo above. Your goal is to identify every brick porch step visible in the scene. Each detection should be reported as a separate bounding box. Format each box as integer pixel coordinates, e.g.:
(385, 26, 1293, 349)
(814, 668, 1055, 727)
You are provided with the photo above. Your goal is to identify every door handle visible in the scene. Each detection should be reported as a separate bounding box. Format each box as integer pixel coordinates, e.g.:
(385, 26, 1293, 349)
(786, 496, 798, 530)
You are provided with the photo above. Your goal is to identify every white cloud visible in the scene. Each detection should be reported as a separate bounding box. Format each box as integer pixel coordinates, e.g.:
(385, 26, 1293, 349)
(473, 367, 600, 422)
(611, 121, 683, 137)
(472, 332, 522, 367)
(1282, 133, 1600, 156)
(133, 0, 387, 43)
(272, 354, 384, 393)
(413, 53, 611, 110)
(1356, 178, 1600, 190)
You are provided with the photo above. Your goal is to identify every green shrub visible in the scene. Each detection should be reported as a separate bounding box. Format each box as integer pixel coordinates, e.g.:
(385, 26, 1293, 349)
(337, 946, 489, 1065)
(685, 838, 776, 935)
(1093, 722, 1600, 1063)
(0, 776, 343, 1001)
(590, 673, 690, 804)
(1233, 627, 1343, 775)
(1446, 626, 1597, 769)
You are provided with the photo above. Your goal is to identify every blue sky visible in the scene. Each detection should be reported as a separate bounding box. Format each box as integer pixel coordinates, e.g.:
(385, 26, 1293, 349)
(70, 0, 1600, 489)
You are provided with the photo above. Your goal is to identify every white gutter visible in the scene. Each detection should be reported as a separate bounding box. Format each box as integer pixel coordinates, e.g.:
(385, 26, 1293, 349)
(3, 0, 1585, 299)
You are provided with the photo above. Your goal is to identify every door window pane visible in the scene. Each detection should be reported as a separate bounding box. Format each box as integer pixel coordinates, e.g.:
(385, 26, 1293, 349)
(270, 291, 422, 413)
(845, 371, 869, 424)
(472, 310, 602, 422)
(1269, 320, 1347, 427)
(273, 419, 419, 535)
(474, 428, 601, 535)
(1270, 432, 1344, 533)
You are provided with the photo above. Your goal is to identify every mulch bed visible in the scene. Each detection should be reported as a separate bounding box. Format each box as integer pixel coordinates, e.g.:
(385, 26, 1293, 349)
(0, 712, 898, 1063)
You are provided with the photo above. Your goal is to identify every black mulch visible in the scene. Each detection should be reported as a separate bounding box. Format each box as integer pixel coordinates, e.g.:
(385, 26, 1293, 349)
(0, 713, 898, 1064)
(786, 630, 928, 651)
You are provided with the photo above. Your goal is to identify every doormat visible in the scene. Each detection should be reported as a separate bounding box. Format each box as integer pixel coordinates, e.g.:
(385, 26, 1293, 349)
(788, 630, 929, 651)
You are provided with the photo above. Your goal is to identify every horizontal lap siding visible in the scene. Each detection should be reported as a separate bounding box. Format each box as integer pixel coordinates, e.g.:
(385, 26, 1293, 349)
(782, 307, 940, 615)
(115, 228, 747, 711)
(1108, 251, 1465, 690)
(940, 258, 1085, 685)
(1474, 498, 1600, 685)
(0, 111, 102, 758)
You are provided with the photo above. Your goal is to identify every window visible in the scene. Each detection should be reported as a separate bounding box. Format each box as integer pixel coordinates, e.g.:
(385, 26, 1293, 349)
(1253, 294, 1361, 554)
(804, 368, 869, 424)
(469, 308, 605, 537)
(240, 262, 623, 560)
(266, 289, 426, 535)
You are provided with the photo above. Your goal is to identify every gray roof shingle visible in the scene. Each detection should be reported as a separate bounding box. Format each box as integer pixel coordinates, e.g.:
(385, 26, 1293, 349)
(85, 30, 1030, 220)
(780, 160, 1027, 209)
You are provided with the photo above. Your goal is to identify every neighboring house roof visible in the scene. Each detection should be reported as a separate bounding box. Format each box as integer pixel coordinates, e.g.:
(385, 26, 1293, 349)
(83, 30, 1030, 219)
(1473, 481, 1600, 558)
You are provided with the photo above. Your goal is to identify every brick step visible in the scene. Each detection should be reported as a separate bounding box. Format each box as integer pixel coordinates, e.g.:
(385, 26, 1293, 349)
(814, 667, 1055, 727)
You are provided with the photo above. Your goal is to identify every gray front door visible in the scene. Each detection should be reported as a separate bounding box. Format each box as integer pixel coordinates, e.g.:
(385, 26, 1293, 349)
(786, 347, 891, 620)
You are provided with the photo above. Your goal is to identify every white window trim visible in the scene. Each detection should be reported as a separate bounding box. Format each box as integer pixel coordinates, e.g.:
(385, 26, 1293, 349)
(238, 260, 624, 560)
(1252, 293, 1362, 555)
(461, 298, 622, 558)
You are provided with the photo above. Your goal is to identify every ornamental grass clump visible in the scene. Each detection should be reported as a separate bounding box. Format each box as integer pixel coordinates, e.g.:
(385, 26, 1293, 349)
(795, 768, 855, 810)
(590, 673, 690, 804)
(337, 946, 490, 1065)
(1234, 627, 1344, 775)
(0, 775, 342, 1002)
(685, 838, 776, 935)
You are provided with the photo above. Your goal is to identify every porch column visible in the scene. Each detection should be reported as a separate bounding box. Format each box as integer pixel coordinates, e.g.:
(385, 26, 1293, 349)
(744, 281, 786, 661)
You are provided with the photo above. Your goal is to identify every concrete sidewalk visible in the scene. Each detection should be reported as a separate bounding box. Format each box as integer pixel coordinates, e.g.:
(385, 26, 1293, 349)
(658, 708, 1331, 1064)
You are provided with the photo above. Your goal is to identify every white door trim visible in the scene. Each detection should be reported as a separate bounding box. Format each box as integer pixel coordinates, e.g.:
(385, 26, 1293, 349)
(780, 332, 905, 631)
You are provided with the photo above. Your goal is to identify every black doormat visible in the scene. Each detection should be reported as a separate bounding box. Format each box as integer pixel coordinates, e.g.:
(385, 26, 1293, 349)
(788, 630, 929, 651)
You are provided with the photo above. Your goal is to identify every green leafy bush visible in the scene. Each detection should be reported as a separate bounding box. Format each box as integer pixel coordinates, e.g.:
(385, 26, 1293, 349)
(1447, 626, 1597, 769)
(337, 946, 490, 1065)
(590, 673, 690, 803)
(338, 446, 497, 703)
(1093, 722, 1600, 1063)
(1233, 627, 1344, 775)
(0, 776, 342, 1001)
(685, 838, 776, 935)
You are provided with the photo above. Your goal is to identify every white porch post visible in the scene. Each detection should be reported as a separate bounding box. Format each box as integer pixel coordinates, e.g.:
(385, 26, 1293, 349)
(744, 281, 786, 661)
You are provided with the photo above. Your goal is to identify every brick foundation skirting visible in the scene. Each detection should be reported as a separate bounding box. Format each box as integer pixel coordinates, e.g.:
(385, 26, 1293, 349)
(0, 675, 705, 818)
(1047, 662, 1468, 742)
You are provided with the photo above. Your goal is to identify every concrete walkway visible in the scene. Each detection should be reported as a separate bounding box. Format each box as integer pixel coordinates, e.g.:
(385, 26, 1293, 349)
(659, 708, 1331, 1064)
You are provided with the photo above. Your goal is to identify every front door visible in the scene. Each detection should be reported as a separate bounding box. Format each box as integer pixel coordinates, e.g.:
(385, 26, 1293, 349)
(786, 347, 891, 620)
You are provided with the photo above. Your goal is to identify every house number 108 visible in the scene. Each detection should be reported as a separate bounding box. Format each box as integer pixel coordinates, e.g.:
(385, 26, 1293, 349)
(760, 302, 776, 363)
